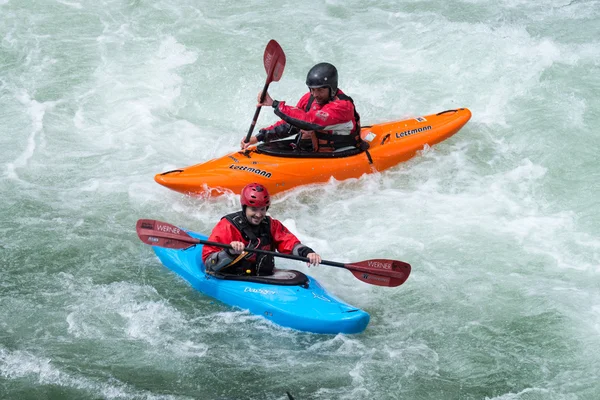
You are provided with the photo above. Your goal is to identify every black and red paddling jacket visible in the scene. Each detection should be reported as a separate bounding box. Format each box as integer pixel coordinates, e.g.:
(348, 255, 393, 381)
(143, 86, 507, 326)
(259, 89, 362, 151)
(201, 212, 301, 275)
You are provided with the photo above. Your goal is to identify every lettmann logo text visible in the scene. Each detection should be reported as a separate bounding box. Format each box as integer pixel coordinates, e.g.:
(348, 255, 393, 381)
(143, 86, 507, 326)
(229, 164, 272, 178)
(396, 125, 432, 139)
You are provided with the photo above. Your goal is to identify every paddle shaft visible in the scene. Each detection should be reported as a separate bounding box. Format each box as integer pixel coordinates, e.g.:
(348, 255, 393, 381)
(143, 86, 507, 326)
(136, 219, 411, 287)
(138, 227, 410, 285)
(138, 227, 344, 267)
(244, 81, 270, 143)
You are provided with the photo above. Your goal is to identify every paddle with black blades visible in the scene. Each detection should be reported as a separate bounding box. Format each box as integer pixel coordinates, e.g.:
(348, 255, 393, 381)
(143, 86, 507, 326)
(243, 39, 286, 146)
(136, 219, 411, 288)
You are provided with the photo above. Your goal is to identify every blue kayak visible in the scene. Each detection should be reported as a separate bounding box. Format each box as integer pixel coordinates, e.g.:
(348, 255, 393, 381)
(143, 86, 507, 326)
(151, 230, 370, 334)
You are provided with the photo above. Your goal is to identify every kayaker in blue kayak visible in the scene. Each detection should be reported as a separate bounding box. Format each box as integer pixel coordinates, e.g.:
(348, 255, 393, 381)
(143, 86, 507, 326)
(202, 183, 322, 276)
(240, 62, 362, 153)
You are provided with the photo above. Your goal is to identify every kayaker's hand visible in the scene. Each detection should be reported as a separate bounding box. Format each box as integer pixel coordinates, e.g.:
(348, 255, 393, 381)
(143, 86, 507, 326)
(230, 241, 245, 254)
(306, 253, 321, 267)
(257, 90, 273, 107)
(241, 136, 258, 150)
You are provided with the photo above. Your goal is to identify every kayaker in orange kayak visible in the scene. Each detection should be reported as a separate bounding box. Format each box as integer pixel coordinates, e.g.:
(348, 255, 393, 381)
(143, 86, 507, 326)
(240, 62, 363, 153)
(202, 183, 322, 276)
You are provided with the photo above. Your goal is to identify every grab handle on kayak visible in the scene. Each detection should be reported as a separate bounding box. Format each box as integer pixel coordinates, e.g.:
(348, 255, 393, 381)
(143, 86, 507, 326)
(436, 109, 459, 115)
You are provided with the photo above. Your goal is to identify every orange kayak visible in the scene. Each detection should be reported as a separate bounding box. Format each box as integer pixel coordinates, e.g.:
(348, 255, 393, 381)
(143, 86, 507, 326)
(155, 108, 471, 196)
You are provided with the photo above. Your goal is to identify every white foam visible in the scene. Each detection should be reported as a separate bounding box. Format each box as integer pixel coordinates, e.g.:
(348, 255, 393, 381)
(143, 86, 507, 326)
(5, 90, 56, 179)
(55, 0, 82, 9)
(0, 347, 188, 399)
(65, 279, 209, 360)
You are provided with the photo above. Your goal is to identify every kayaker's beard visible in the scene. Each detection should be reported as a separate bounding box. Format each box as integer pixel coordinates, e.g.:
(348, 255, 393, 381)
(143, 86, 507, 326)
(314, 96, 330, 106)
(243, 208, 266, 226)
(247, 214, 264, 225)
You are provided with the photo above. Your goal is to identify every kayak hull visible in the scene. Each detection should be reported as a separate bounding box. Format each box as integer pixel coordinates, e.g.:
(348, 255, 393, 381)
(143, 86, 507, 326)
(151, 231, 370, 334)
(155, 108, 471, 196)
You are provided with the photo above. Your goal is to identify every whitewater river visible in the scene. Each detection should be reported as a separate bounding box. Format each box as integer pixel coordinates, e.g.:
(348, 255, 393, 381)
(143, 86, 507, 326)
(1, 0, 599, 399)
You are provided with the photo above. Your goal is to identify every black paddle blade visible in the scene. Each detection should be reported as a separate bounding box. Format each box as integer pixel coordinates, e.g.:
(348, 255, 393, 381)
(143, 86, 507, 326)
(136, 219, 198, 250)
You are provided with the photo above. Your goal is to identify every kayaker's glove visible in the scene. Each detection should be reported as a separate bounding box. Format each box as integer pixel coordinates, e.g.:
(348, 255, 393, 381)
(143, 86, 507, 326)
(257, 123, 299, 143)
(256, 129, 272, 142)
(205, 250, 235, 272)
(293, 244, 315, 258)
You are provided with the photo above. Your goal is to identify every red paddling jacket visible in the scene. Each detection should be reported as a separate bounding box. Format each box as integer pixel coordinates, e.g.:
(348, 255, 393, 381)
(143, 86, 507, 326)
(201, 211, 314, 276)
(257, 89, 362, 152)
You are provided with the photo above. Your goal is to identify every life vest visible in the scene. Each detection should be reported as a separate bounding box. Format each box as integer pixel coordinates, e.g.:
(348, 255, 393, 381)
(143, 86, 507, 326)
(223, 211, 275, 276)
(305, 93, 362, 152)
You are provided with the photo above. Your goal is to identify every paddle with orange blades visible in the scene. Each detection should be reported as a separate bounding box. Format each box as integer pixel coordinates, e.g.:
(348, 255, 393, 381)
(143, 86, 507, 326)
(243, 39, 286, 146)
(136, 219, 411, 288)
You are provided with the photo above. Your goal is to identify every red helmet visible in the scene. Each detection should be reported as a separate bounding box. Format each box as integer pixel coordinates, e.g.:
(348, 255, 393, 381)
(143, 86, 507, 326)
(241, 183, 270, 208)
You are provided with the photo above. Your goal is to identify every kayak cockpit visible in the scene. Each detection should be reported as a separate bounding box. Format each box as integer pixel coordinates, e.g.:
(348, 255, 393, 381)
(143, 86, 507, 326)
(210, 269, 309, 287)
(256, 139, 366, 159)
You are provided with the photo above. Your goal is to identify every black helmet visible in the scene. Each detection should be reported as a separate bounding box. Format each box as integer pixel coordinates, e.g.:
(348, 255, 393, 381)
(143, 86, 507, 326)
(306, 62, 338, 100)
